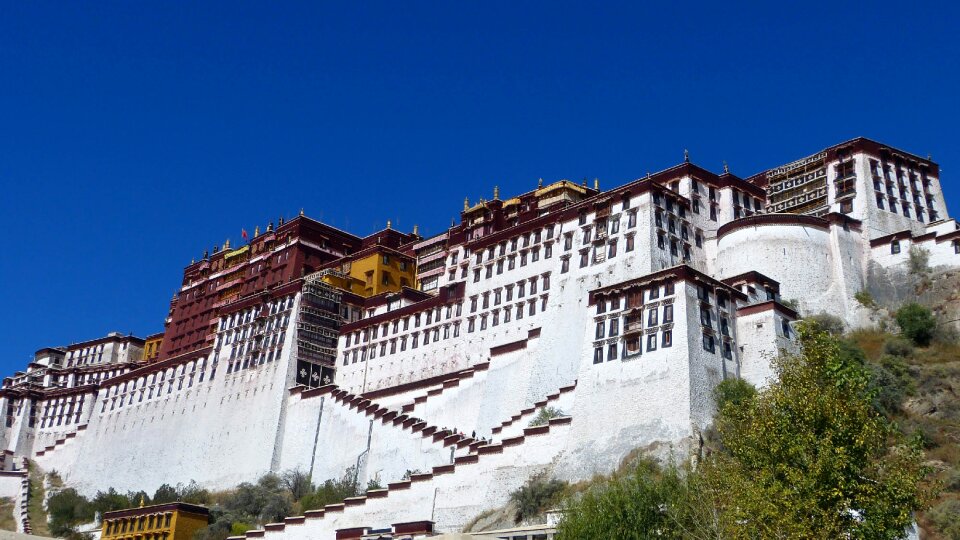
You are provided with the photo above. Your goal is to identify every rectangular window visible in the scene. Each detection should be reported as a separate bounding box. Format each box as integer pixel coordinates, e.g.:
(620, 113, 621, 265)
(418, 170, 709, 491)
(593, 347, 603, 364)
(648, 308, 659, 327)
(662, 330, 673, 347)
(663, 304, 674, 323)
(607, 343, 618, 361)
(647, 333, 658, 351)
(561, 257, 570, 273)
(702, 333, 715, 353)
(608, 241, 617, 258)
(700, 307, 712, 327)
(609, 318, 619, 337)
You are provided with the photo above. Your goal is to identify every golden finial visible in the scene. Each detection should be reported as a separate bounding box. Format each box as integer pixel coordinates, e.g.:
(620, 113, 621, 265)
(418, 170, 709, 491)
(386, 220, 392, 229)
(451, 217, 456, 227)
(723, 161, 729, 174)
(190, 258, 195, 265)
(464, 197, 469, 211)
(593, 178, 599, 191)
(299, 208, 304, 217)
(493, 186, 500, 200)
(139, 495, 145, 508)
(684, 149, 690, 163)
(581, 178, 587, 187)
(254, 226, 260, 237)
(224, 238, 230, 250)
(412, 224, 419, 235)
(538, 178, 543, 188)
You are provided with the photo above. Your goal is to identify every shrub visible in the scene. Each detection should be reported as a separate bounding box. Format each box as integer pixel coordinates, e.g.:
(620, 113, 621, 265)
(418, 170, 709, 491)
(510, 474, 567, 523)
(854, 289, 876, 308)
(896, 303, 936, 346)
(805, 313, 845, 335)
(781, 298, 800, 311)
(866, 355, 914, 415)
(882, 337, 915, 357)
(529, 407, 563, 427)
(927, 499, 960, 538)
(908, 246, 931, 274)
(298, 467, 361, 512)
(281, 469, 313, 500)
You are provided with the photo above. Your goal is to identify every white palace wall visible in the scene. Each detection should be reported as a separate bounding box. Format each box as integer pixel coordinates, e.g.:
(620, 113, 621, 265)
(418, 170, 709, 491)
(716, 220, 869, 328)
(35, 294, 304, 496)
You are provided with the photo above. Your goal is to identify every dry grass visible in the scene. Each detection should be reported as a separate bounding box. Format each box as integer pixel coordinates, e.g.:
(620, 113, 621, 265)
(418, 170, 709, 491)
(0, 497, 16, 532)
(913, 341, 960, 365)
(847, 328, 887, 361)
(27, 463, 50, 536)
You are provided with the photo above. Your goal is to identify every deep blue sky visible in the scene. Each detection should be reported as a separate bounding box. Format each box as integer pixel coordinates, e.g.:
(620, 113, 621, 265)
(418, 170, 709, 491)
(1, 2, 958, 371)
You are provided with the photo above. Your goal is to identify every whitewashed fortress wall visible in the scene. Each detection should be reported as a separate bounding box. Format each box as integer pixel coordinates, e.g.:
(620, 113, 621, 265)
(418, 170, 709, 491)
(0, 137, 955, 537)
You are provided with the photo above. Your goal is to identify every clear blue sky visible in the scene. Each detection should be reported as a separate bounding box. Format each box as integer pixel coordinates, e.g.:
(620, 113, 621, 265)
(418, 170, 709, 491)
(1, 2, 958, 371)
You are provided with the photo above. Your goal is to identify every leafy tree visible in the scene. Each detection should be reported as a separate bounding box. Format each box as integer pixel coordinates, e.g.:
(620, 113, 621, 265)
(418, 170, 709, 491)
(713, 378, 756, 413)
(90, 488, 132, 518)
(47, 488, 94, 536)
(896, 303, 936, 346)
(179, 481, 212, 505)
(152, 484, 180, 504)
(707, 323, 934, 537)
(557, 324, 934, 538)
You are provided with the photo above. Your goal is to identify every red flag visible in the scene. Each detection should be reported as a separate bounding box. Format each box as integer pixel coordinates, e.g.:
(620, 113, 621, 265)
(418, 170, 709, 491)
(242, 228, 249, 241)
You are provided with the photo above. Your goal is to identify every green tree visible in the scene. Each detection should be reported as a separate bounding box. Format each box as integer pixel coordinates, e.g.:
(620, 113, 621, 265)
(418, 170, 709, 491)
(557, 324, 934, 538)
(707, 323, 933, 537)
(47, 488, 94, 536)
(90, 488, 132, 518)
(896, 303, 936, 346)
(151, 484, 179, 504)
(713, 378, 756, 413)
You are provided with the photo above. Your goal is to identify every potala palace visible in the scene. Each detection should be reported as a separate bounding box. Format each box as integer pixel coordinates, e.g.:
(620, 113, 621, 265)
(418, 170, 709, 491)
(0, 137, 954, 538)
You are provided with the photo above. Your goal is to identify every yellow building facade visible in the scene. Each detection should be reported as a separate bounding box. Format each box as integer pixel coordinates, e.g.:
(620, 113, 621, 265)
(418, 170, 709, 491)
(142, 333, 164, 362)
(101, 502, 210, 540)
(321, 248, 417, 297)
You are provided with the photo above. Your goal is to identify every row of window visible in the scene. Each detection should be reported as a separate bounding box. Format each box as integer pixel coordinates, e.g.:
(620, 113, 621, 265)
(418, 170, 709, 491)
(467, 225, 557, 265)
(99, 360, 211, 414)
(595, 304, 675, 340)
(36, 395, 85, 429)
(344, 302, 464, 348)
(104, 514, 173, 536)
(593, 329, 675, 363)
(469, 274, 550, 312)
